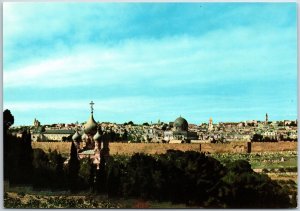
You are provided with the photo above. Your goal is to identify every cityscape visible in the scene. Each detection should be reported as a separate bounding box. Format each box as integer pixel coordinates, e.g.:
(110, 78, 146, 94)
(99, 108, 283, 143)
(3, 2, 298, 209)
(11, 101, 298, 144)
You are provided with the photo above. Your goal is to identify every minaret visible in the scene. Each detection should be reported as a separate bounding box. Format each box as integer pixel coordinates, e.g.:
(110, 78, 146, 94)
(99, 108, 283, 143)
(208, 117, 213, 131)
(265, 113, 268, 124)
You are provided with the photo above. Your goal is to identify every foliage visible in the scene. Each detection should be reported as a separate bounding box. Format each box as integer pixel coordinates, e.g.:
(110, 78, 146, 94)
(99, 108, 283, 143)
(3, 109, 14, 128)
(4, 193, 121, 208)
(124, 121, 134, 126)
(251, 134, 263, 142)
(211, 151, 297, 170)
(68, 142, 80, 192)
(31, 149, 67, 190)
(3, 110, 294, 208)
(221, 163, 290, 208)
(79, 157, 95, 189)
(4, 121, 33, 184)
(251, 133, 277, 142)
(122, 129, 128, 142)
(105, 151, 292, 208)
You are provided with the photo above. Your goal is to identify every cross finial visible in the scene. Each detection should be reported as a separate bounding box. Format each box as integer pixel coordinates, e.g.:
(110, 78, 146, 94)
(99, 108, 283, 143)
(90, 101, 95, 114)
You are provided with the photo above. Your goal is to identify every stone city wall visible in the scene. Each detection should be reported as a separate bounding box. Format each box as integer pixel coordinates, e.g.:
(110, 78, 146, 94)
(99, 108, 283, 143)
(32, 141, 297, 155)
(251, 142, 297, 152)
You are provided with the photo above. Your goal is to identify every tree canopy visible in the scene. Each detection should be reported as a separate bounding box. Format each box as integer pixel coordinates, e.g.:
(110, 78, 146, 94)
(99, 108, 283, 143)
(3, 109, 14, 128)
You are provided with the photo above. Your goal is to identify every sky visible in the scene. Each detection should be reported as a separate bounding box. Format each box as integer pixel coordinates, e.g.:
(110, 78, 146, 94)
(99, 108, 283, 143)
(3, 2, 298, 126)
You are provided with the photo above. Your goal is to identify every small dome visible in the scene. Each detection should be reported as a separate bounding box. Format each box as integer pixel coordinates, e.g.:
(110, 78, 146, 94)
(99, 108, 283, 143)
(72, 130, 81, 141)
(82, 133, 88, 140)
(84, 114, 97, 135)
(93, 127, 103, 141)
(174, 116, 188, 131)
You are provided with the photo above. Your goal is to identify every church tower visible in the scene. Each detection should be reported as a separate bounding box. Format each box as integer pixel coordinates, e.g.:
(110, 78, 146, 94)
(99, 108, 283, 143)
(208, 117, 213, 131)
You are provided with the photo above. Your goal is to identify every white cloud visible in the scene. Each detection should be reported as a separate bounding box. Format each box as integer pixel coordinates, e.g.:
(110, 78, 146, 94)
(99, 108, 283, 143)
(4, 26, 296, 89)
(3, 3, 297, 125)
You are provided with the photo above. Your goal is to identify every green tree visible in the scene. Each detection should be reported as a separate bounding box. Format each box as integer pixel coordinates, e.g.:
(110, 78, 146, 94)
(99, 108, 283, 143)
(122, 129, 128, 142)
(3, 109, 15, 181)
(128, 121, 134, 125)
(95, 158, 107, 193)
(161, 124, 168, 130)
(3, 109, 14, 130)
(221, 160, 291, 208)
(79, 157, 95, 189)
(48, 150, 66, 189)
(122, 153, 159, 199)
(106, 156, 127, 197)
(15, 129, 34, 184)
(68, 142, 80, 192)
(32, 148, 52, 188)
(251, 134, 263, 142)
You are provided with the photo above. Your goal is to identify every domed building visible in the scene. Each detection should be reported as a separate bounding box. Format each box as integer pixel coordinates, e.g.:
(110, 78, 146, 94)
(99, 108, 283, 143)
(83, 114, 98, 136)
(164, 116, 198, 143)
(72, 128, 81, 150)
(80, 108, 98, 150)
(174, 116, 189, 132)
(72, 101, 110, 169)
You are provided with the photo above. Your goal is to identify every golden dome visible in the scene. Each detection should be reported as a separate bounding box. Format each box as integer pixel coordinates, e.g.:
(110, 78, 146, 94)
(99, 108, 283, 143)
(83, 114, 98, 135)
(93, 128, 102, 141)
(72, 130, 81, 141)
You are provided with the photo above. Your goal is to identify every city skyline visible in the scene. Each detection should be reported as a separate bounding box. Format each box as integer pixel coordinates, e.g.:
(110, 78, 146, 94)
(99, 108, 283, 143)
(3, 3, 297, 126)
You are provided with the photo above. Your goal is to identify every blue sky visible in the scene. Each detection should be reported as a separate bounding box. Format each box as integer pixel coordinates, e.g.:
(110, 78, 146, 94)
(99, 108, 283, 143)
(3, 3, 297, 126)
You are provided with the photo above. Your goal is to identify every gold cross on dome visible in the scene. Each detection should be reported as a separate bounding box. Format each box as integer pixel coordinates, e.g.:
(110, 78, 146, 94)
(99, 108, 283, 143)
(90, 101, 95, 114)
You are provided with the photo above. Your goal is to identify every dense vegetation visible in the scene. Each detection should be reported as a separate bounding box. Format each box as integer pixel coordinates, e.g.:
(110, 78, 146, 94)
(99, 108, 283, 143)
(105, 152, 294, 208)
(251, 133, 297, 142)
(4, 192, 121, 208)
(3, 110, 296, 208)
(211, 151, 297, 171)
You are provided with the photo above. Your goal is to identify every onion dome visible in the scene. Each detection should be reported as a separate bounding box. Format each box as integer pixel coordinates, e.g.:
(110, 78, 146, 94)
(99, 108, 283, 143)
(82, 133, 88, 140)
(93, 127, 103, 141)
(72, 129, 81, 141)
(83, 114, 97, 135)
(174, 116, 188, 131)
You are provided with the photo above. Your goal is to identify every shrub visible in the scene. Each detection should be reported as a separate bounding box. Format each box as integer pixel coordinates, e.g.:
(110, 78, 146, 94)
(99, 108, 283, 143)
(262, 168, 269, 173)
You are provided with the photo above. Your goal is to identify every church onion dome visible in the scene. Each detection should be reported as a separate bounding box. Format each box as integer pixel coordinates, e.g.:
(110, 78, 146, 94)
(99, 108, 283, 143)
(93, 127, 102, 141)
(82, 133, 88, 140)
(72, 130, 81, 141)
(84, 114, 98, 135)
(174, 116, 188, 131)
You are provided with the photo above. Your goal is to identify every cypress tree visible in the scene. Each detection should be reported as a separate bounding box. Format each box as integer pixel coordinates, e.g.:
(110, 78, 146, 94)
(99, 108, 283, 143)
(10, 128, 34, 185)
(55, 153, 65, 189)
(68, 141, 80, 192)
(3, 109, 14, 181)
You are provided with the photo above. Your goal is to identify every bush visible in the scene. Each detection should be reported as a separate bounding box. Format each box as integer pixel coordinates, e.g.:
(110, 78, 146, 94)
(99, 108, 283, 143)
(285, 167, 297, 172)
(221, 165, 291, 208)
(105, 151, 292, 208)
(262, 168, 269, 173)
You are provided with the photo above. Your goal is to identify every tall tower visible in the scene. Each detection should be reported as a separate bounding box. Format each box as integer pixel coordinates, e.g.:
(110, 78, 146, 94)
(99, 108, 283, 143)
(265, 113, 268, 124)
(208, 117, 213, 131)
